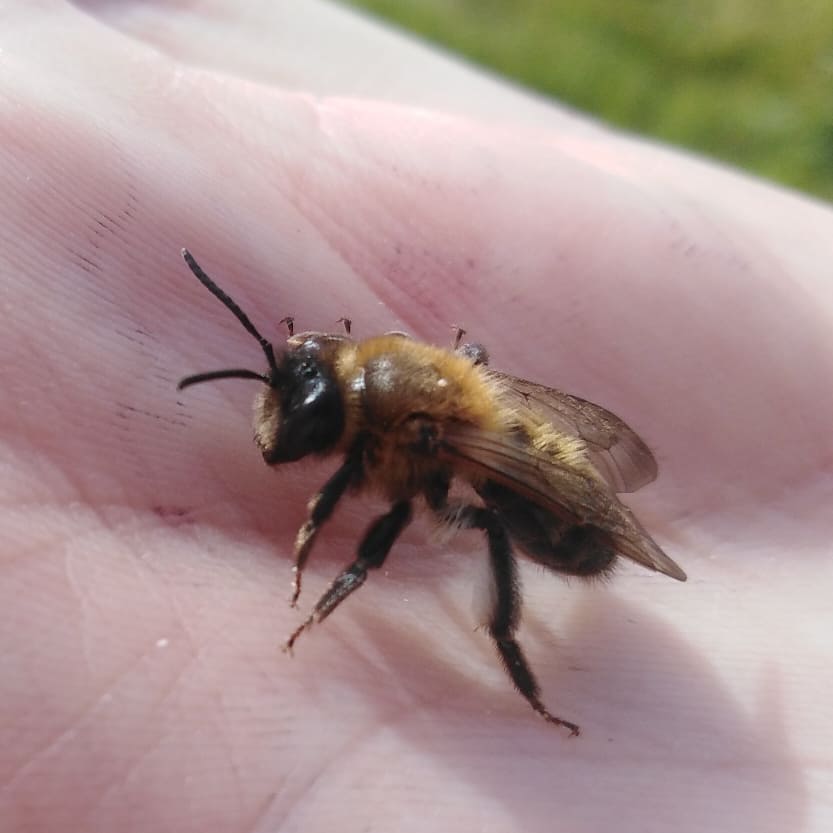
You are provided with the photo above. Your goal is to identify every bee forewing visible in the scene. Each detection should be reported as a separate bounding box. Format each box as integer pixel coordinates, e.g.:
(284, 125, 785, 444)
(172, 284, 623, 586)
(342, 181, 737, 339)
(440, 424, 686, 582)
(489, 372, 658, 493)
(611, 517, 688, 581)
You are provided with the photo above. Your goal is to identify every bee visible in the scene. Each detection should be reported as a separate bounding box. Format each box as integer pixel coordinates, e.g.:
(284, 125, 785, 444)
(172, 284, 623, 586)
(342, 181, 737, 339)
(177, 249, 686, 736)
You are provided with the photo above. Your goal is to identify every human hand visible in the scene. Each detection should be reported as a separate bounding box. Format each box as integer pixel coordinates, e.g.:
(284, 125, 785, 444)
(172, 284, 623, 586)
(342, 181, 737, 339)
(2, 2, 831, 832)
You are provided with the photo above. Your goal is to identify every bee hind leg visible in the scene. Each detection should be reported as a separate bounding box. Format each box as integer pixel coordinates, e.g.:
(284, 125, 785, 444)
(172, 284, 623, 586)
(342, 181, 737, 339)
(284, 499, 412, 652)
(452, 504, 581, 736)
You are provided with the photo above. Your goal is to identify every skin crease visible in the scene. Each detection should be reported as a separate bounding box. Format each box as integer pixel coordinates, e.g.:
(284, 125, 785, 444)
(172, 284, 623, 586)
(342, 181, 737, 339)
(1, 0, 833, 831)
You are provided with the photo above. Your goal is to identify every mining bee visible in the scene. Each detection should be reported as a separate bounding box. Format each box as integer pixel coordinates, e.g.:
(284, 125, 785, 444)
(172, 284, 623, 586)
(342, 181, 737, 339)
(177, 249, 686, 735)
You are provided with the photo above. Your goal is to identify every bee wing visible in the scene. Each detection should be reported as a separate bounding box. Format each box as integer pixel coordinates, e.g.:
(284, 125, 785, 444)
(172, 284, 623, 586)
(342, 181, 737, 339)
(440, 424, 686, 581)
(488, 372, 658, 493)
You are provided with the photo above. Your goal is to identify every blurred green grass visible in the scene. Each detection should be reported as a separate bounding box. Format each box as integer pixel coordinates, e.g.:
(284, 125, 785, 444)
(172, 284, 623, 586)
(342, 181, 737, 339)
(347, 0, 833, 201)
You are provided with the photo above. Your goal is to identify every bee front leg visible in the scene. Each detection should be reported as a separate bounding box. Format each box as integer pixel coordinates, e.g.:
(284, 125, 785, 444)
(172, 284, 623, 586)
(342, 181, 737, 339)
(452, 504, 581, 736)
(290, 444, 364, 607)
(284, 500, 412, 652)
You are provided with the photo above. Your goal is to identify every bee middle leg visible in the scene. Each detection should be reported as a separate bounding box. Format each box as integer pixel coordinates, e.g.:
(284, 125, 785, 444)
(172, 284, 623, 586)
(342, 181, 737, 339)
(285, 499, 412, 652)
(453, 335, 490, 367)
(448, 503, 581, 736)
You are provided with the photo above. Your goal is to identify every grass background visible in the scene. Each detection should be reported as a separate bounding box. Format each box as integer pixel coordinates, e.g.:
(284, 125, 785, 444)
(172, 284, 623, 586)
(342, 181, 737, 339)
(346, 0, 833, 202)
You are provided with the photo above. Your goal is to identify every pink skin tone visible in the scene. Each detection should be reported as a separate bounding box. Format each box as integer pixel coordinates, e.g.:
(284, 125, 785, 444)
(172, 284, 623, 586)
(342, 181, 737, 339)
(2, 2, 833, 832)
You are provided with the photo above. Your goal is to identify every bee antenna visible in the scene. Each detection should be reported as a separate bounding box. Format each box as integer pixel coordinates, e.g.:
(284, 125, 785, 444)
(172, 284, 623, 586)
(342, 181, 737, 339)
(181, 249, 280, 377)
(177, 368, 270, 391)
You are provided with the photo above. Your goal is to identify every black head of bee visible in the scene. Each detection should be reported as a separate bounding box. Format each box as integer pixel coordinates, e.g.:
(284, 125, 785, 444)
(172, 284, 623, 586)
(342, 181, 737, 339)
(176, 249, 345, 464)
(253, 348, 345, 464)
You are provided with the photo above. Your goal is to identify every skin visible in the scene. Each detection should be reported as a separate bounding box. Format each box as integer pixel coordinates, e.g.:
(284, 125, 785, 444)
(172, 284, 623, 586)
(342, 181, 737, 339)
(2, 1, 832, 832)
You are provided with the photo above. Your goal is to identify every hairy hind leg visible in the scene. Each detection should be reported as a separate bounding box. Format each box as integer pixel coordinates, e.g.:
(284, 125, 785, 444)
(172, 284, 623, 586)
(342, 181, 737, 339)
(443, 502, 580, 736)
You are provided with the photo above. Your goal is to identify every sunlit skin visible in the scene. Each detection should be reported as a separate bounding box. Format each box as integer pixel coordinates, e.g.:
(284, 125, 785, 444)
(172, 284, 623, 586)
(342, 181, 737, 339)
(2, 2, 832, 832)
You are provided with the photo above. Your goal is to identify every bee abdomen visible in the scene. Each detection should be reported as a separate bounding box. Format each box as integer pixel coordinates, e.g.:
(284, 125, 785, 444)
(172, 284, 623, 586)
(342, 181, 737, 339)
(477, 480, 617, 578)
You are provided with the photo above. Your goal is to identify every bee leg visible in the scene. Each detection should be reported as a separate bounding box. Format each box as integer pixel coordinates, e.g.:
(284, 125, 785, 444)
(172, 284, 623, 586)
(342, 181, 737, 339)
(456, 341, 490, 367)
(454, 504, 581, 736)
(290, 449, 364, 607)
(284, 500, 412, 652)
(424, 472, 451, 512)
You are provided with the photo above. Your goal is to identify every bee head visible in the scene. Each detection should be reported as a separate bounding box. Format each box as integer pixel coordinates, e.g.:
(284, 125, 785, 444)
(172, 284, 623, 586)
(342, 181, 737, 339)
(252, 348, 344, 463)
(176, 250, 345, 464)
